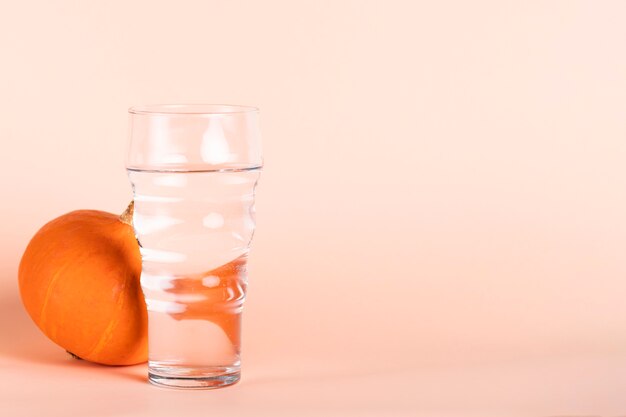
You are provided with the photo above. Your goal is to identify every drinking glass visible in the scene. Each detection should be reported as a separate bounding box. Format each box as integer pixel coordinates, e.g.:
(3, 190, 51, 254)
(126, 104, 262, 389)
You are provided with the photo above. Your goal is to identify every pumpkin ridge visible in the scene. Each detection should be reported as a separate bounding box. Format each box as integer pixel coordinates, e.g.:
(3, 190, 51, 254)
(87, 311, 120, 360)
(86, 263, 131, 360)
(38, 263, 69, 331)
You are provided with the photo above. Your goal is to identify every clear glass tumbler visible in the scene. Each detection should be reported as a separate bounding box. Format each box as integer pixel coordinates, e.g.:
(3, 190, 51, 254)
(126, 104, 262, 389)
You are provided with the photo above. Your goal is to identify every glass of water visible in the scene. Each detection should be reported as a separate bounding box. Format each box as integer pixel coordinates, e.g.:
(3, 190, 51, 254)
(126, 104, 262, 389)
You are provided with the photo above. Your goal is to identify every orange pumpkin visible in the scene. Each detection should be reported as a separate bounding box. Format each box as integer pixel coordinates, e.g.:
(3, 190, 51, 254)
(18, 202, 147, 365)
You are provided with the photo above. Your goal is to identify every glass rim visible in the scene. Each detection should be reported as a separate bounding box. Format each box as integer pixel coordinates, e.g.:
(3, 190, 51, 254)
(129, 104, 259, 116)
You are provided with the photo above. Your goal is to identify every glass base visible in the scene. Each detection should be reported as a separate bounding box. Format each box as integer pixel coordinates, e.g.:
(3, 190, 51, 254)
(148, 365, 240, 390)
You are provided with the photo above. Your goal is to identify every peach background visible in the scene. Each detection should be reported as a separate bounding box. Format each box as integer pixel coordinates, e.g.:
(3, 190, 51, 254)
(2, 0, 626, 415)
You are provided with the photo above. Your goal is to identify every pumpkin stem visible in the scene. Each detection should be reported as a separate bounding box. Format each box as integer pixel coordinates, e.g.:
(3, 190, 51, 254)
(119, 201, 134, 226)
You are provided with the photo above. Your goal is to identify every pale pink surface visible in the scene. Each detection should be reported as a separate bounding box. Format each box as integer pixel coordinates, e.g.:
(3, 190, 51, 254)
(2, 1, 626, 416)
